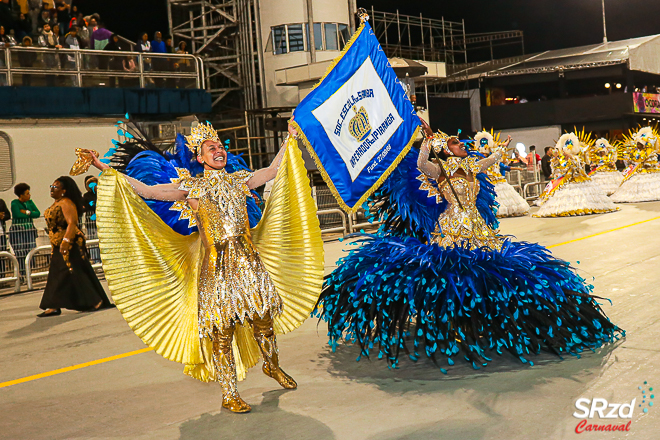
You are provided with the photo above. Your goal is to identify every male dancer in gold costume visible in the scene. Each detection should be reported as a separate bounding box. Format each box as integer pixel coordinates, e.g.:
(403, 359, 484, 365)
(81, 121, 323, 413)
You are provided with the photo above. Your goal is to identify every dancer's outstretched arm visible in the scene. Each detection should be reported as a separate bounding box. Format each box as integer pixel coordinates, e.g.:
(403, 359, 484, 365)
(247, 123, 296, 189)
(85, 150, 189, 202)
(477, 150, 503, 173)
(417, 138, 442, 179)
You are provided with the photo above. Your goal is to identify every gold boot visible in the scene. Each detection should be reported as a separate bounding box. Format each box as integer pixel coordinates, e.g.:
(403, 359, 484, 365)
(252, 314, 297, 389)
(213, 325, 252, 413)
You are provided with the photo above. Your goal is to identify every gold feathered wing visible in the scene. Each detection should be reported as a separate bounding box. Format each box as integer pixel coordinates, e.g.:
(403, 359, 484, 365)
(96, 168, 206, 367)
(252, 137, 325, 335)
(96, 139, 323, 382)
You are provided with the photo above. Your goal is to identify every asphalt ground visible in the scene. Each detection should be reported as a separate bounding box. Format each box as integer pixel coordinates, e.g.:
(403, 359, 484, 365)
(1, 203, 659, 439)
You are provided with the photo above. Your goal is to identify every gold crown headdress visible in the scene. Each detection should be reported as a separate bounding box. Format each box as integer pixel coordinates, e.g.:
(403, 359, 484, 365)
(185, 121, 220, 155)
(430, 130, 451, 153)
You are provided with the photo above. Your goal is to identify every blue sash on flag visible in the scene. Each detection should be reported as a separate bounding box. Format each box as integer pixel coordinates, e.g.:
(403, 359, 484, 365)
(292, 20, 421, 212)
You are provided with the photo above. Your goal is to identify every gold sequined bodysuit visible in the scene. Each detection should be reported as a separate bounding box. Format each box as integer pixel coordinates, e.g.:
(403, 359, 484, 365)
(179, 169, 282, 336)
(431, 176, 504, 251)
(417, 143, 504, 252)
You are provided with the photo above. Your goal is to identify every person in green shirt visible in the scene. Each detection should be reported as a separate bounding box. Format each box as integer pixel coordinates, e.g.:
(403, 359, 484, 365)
(8, 183, 40, 277)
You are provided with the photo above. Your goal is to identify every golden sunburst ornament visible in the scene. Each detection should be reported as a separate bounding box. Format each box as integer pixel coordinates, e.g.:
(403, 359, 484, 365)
(169, 168, 197, 228)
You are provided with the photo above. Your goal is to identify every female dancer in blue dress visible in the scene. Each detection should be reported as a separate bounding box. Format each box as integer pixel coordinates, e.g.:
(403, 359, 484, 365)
(316, 120, 623, 371)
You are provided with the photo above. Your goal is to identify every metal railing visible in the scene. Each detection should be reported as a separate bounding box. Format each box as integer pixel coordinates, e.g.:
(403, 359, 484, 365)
(524, 181, 548, 201)
(25, 239, 102, 291)
(0, 251, 20, 293)
(0, 46, 204, 89)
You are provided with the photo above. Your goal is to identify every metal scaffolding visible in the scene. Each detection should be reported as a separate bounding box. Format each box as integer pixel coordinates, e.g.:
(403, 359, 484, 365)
(167, 0, 265, 111)
(368, 8, 525, 96)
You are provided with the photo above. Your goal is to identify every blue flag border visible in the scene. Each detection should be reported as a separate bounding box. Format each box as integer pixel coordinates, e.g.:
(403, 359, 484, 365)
(291, 20, 421, 213)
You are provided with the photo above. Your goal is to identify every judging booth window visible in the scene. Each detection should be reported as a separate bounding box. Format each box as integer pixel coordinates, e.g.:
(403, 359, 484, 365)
(0, 132, 15, 191)
(288, 24, 305, 52)
(272, 25, 287, 55)
(324, 23, 338, 51)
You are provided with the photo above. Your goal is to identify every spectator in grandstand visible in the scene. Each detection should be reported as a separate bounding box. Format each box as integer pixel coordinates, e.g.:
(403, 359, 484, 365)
(0, 25, 16, 48)
(37, 7, 50, 32)
(16, 13, 32, 41)
(55, 0, 69, 34)
(138, 31, 151, 52)
(151, 31, 165, 53)
(8, 183, 40, 278)
(68, 4, 79, 27)
(38, 21, 60, 86)
(37, 176, 112, 317)
(74, 16, 89, 48)
(165, 35, 174, 53)
(18, 36, 37, 86)
(0, 0, 13, 34)
(28, 0, 42, 36)
(151, 31, 167, 85)
(51, 21, 60, 40)
(90, 21, 111, 50)
(88, 16, 98, 33)
(61, 24, 80, 83)
(104, 33, 126, 86)
(137, 32, 152, 72)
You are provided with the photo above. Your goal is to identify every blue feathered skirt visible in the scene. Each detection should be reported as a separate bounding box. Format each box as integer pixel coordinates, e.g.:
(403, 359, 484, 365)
(316, 234, 623, 371)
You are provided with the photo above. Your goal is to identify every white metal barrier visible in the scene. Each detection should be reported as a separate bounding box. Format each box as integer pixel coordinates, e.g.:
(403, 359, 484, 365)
(524, 181, 548, 201)
(348, 212, 382, 234)
(0, 251, 21, 293)
(317, 209, 348, 237)
(25, 239, 102, 291)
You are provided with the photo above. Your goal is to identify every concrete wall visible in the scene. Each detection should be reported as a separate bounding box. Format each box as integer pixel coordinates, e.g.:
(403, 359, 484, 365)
(501, 125, 562, 156)
(258, 0, 350, 107)
(0, 120, 116, 214)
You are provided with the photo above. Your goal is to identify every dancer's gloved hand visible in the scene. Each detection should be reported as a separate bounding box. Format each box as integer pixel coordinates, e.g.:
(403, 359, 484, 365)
(419, 117, 433, 138)
(80, 149, 110, 171)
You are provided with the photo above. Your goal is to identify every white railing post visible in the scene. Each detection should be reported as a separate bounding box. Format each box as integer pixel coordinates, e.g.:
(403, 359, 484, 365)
(5, 46, 12, 86)
(0, 251, 21, 294)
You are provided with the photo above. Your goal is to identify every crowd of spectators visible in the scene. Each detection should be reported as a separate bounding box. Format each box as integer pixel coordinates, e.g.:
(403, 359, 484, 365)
(0, 0, 193, 87)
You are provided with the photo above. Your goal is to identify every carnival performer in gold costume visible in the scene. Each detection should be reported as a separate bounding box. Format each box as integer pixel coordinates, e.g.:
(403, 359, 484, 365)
(610, 126, 660, 203)
(474, 130, 529, 217)
(584, 138, 623, 196)
(534, 132, 617, 217)
(79, 120, 323, 413)
(316, 121, 622, 370)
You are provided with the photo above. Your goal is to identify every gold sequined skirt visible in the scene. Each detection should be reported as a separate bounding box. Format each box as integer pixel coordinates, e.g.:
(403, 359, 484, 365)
(198, 233, 282, 336)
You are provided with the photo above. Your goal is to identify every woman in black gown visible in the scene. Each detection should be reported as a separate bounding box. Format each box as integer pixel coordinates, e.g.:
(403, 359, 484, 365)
(38, 176, 112, 317)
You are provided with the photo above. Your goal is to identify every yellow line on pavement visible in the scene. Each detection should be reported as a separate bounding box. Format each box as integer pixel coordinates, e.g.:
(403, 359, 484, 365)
(547, 215, 660, 249)
(0, 347, 153, 389)
(3, 215, 660, 389)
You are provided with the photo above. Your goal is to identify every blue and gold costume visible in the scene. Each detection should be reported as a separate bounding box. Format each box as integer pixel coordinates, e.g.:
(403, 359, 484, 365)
(316, 132, 623, 371)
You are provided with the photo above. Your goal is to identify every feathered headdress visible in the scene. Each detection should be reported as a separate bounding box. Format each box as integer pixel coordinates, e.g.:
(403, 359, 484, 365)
(556, 133, 582, 156)
(633, 126, 658, 149)
(474, 131, 494, 154)
(184, 121, 220, 155)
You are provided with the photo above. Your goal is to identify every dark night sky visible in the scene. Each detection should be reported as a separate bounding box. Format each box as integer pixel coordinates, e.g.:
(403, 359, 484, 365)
(77, 0, 660, 55)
